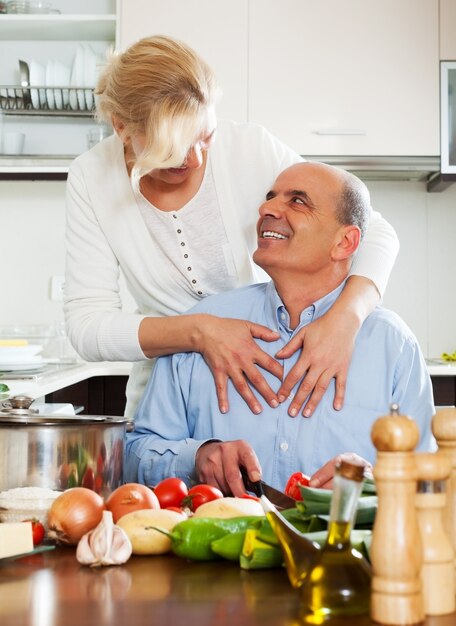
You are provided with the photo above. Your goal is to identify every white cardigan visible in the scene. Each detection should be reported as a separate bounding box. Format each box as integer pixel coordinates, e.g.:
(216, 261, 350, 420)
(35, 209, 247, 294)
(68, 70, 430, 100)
(64, 118, 399, 416)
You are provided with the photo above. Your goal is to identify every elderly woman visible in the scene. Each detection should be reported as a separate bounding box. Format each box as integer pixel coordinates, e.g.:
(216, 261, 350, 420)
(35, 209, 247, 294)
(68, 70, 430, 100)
(64, 35, 399, 419)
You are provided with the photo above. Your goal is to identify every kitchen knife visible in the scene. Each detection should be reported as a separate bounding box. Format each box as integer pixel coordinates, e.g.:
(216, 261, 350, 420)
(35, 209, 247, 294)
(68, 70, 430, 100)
(240, 466, 296, 510)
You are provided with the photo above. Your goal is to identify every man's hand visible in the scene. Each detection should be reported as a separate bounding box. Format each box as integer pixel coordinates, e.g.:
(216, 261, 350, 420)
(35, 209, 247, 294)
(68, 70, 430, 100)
(309, 452, 373, 489)
(195, 440, 262, 496)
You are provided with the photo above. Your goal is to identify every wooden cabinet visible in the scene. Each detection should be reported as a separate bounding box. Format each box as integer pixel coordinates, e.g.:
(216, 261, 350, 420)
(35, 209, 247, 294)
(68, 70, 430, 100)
(431, 376, 456, 407)
(117, 0, 249, 123)
(45, 375, 128, 416)
(248, 0, 440, 157)
(45, 374, 454, 416)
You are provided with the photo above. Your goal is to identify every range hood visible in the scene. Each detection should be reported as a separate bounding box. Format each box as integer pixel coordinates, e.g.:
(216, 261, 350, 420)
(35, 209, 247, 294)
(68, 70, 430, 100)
(304, 155, 440, 184)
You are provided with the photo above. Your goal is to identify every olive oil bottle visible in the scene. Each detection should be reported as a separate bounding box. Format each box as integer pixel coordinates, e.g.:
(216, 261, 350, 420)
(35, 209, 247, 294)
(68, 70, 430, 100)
(299, 460, 372, 623)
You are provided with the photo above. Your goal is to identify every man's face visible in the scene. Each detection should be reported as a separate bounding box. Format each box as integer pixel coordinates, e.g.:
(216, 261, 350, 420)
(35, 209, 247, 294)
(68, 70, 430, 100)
(253, 163, 345, 278)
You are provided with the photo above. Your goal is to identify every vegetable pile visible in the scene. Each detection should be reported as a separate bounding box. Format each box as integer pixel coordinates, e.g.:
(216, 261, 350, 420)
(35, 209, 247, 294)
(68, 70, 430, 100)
(43, 474, 377, 574)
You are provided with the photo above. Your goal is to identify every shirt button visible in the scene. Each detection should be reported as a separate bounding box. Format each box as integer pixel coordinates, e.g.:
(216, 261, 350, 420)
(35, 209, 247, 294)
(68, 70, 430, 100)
(187, 267, 192, 271)
(192, 280, 197, 284)
(172, 214, 177, 219)
(180, 242, 185, 247)
(280, 442, 289, 452)
(177, 229, 182, 234)
(184, 254, 189, 259)
(280, 312, 286, 320)
(197, 291, 202, 295)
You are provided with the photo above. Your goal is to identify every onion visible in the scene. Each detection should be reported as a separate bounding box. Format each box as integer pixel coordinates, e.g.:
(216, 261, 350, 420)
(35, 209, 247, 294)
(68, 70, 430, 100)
(47, 487, 105, 545)
(105, 483, 160, 523)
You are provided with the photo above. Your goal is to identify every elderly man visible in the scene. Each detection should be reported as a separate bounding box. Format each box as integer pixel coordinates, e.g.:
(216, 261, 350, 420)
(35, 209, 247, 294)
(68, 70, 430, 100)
(125, 162, 433, 494)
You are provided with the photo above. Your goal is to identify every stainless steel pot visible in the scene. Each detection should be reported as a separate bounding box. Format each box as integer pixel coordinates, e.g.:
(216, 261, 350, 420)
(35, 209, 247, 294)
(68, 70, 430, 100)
(0, 396, 127, 496)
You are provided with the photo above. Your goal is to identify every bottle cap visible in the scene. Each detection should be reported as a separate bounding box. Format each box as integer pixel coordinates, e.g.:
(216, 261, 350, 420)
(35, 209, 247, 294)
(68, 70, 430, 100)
(336, 459, 365, 482)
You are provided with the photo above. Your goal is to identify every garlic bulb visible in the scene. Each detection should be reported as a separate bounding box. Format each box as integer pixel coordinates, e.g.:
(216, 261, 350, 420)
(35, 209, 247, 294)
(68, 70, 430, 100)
(76, 510, 132, 567)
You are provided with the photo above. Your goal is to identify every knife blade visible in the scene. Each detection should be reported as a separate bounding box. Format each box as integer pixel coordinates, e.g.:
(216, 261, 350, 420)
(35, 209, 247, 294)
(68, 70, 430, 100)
(240, 466, 296, 510)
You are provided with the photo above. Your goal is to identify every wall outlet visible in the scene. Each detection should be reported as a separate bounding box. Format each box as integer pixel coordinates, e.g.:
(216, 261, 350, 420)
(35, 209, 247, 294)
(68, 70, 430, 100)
(50, 275, 65, 302)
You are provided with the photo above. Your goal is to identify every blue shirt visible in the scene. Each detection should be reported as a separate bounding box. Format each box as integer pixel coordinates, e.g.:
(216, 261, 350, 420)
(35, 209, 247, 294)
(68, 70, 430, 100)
(125, 281, 434, 491)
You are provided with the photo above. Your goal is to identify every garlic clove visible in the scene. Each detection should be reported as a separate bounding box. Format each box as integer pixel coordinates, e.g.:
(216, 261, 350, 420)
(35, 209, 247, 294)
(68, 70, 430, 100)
(76, 532, 97, 565)
(76, 509, 132, 567)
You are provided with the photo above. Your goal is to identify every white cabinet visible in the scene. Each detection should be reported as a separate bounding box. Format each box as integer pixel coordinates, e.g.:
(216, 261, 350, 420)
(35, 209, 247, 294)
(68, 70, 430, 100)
(440, 0, 456, 59)
(248, 0, 440, 157)
(0, 0, 117, 174)
(117, 0, 248, 122)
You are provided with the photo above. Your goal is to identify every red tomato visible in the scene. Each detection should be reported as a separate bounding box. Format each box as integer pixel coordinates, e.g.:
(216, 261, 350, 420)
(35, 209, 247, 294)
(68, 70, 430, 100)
(153, 477, 188, 509)
(166, 506, 188, 517)
(105, 483, 160, 522)
(241, 493, 260, 501)
(285, 471, 311, 501)
(23, 519, 45, 546)
(184, 484, 224, 512)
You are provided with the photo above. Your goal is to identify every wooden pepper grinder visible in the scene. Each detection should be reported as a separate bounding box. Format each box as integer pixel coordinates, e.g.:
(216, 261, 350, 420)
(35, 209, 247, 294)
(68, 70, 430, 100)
(415, 452, 455, 616)
(432, 407, 456, 585)
(370, 403, 424, 625)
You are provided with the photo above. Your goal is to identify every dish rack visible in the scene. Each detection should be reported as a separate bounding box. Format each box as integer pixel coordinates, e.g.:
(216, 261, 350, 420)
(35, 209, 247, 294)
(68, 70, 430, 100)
(0, 85, 95, 117)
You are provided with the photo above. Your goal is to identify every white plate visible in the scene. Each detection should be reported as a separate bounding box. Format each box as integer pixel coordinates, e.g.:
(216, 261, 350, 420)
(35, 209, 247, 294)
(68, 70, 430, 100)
(0, 355, 44, 367)
(45, 60, 56, 110)
(0, 361, 47, 372)
(83, 44, 97, 110)
(53, 61, 70, 109)
(70, 45, 85, 111)
(0, 345, 42, 359)
(29, 59, 46, 109)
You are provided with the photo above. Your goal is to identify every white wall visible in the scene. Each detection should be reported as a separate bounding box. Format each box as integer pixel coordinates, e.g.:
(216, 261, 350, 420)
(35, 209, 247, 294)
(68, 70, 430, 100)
(0, 178, 455, 359)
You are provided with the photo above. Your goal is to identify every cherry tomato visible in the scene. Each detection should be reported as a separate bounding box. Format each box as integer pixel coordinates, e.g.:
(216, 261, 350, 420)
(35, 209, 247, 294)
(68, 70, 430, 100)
(241, 493, 260, 501)
(166, 506, 188, 516)
(183, 484, 224, 512)
(153, 477, 188, 509)
(285, 471, 311, 501)
(23, 519, 45, 546)
(105, 483, 160, 522)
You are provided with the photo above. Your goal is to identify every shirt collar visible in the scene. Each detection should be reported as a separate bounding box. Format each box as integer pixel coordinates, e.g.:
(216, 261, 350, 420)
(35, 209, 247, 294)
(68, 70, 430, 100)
(265, 279, 347, 333)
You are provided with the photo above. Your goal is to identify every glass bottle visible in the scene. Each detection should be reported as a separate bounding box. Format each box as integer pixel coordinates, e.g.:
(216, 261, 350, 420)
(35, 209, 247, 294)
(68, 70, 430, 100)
(264, 501, 320, 589)
(298, 460, 372, 623)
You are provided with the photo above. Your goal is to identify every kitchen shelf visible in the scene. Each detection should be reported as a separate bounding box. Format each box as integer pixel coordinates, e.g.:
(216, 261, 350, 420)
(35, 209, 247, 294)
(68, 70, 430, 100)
(1, 85, 95, 116)
(0, 155, 74, 179)
(0, 14, 116, 40)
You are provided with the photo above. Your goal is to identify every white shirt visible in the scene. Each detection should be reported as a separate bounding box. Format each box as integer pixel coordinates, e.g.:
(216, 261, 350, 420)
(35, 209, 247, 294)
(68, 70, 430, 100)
(137, 158, 238, 298)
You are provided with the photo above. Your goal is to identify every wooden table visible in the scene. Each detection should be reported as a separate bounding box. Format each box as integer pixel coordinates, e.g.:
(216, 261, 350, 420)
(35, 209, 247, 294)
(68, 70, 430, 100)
(0, 547, 455, 626)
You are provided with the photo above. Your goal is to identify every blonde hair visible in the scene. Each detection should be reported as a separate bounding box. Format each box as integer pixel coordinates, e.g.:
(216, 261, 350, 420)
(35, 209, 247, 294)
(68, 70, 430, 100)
(95, 35, 220, 186)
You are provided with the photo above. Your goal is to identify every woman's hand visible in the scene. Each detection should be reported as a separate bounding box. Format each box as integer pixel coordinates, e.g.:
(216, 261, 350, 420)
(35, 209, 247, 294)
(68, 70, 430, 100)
(276, 276, 380, 417)
(276, 309, 357, 417)
(197, 316, 283, 415)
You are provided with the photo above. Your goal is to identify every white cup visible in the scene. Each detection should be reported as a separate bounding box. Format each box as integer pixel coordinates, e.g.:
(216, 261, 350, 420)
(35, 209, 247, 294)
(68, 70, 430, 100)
(3, 131, 26, 155)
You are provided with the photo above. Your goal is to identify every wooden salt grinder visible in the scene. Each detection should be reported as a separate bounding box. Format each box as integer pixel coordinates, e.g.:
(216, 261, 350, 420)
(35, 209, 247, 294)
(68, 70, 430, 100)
(370, 404, 424, 625)
(432, 407, 456, 585)
(415, 452, 455, 616)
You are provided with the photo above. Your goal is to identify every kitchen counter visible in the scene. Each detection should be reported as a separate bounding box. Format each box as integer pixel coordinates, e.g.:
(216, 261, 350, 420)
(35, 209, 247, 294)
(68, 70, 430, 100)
(1, 360, 456, 410)
(0, 547, 454, 626)
(1, 361, 132, 402)
(426, 361, 456, 377)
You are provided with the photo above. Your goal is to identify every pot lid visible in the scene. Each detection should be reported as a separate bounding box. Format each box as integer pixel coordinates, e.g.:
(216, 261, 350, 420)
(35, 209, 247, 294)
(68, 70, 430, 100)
(1, 395, 38, 416)
(0, 414, 128, 425)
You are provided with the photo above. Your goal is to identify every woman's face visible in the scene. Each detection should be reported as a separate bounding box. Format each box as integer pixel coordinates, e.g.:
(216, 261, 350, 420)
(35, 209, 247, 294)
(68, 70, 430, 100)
(132, 105, 217, 186)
